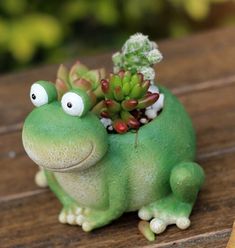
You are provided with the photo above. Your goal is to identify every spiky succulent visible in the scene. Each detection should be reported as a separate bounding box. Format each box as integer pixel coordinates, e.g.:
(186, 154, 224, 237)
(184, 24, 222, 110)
(55, 61, 105, 106)
(112, 33, 163, 83)
(92, 70, 159, 133)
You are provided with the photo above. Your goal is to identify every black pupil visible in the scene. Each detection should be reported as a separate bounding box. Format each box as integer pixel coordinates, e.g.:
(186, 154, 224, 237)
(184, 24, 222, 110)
(67, 102, 72, 108)
(32, 94, 36, 100)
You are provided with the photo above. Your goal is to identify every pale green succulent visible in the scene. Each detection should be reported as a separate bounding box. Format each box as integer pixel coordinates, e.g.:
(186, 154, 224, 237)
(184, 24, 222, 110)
(112, 33, 163, 83)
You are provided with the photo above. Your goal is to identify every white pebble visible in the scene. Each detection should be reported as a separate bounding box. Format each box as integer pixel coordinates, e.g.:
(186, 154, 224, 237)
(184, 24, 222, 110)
(148, 85, 159, 94)
(140, 118, 148, 124)
(150, 218, 166, 234)
(145, 109, 157, 119)
(152, 93, 164, 112)
(100, 118, 112, 128)
(107, 125, 113, 131)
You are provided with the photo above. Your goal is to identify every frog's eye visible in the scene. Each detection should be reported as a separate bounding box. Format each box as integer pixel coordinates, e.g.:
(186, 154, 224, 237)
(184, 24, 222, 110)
(61, 90, 91, 117)
(30, 81, 57, 107)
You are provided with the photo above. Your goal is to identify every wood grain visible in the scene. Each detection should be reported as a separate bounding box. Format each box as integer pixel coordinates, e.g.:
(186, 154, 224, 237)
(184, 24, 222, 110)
(1, 27, 235, 247)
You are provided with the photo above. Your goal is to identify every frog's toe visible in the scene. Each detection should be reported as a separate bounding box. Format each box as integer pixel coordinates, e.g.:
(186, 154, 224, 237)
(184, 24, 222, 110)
(150, 218, 167, 234)
(75, 207, 83, 215)
(82, 222, 93, 232)
(66, 213, 77, 225)
(176, 217, 191, 230)
(58, 210, 67, 224)
(138, 207, 153, 221)
(76, 215, 85, 225)
(59, 206, 84, 225)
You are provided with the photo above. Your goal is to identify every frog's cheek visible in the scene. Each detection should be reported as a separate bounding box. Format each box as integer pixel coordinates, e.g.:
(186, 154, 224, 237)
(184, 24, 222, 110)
(22, 136, 100, 172)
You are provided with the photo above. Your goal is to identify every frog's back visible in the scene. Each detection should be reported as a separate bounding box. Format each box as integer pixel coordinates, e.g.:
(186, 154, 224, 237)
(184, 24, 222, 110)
(106, 86, 196, 211)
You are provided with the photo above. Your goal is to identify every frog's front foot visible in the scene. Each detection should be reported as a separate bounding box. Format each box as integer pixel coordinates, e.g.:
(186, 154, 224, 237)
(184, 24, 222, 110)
(58, 204, 84, 225)
(59, 206, 116, 232)
(75, 208, 116, 232)
(138, 162, 204, 234)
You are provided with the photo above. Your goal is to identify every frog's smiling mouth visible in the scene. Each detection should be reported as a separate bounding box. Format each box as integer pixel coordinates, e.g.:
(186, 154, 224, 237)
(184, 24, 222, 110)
(44, 143, 95, 172)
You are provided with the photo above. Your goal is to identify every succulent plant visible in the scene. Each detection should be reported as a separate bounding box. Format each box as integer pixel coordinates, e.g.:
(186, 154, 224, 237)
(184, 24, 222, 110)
(55, 61, 105, 106)
(91, 70, 159, 133)
(54, 33, 164, 135)
(112, 33, 163, 83)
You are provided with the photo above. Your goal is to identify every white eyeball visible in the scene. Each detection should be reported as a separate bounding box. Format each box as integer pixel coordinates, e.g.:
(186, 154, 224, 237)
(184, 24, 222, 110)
(30, 83, 48, 107)
(61, 92, 84, 116)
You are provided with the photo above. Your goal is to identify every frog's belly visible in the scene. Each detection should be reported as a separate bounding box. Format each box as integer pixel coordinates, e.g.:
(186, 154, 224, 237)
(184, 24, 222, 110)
(54, 171, 108, 210)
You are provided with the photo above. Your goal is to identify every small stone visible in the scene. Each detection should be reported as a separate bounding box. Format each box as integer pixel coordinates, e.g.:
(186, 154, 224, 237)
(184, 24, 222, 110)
(148, 85, 159, 94)
(100, 118, 112, 128)
(107, 125, 113, 131)
(152, 93, 164, 113)
(140, 118, 148, 124)
(145, 109, 157, 120)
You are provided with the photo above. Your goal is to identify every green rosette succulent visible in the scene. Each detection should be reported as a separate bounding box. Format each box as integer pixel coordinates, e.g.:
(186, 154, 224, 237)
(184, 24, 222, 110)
(92, 70, 159, 134)
(55, 61, 105, 106)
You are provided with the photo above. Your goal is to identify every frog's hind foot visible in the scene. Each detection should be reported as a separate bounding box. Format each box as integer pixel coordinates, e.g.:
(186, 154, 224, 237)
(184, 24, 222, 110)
(138, 195, 192, 234)
(139, 161, 205, 234)
(58, 206, 118, 232)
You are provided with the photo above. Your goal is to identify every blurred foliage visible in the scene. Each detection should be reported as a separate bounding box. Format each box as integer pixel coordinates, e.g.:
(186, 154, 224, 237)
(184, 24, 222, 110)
(0, 0, 235, 72)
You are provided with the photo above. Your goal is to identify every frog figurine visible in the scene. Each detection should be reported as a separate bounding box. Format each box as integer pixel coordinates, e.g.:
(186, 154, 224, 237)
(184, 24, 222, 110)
(22, 34, 205, 238)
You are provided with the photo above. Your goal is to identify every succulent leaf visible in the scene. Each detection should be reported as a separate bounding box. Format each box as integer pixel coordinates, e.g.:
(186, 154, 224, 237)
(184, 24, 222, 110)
(121, 99, 138, 111)
(105, 99, 121, 113)
(91, 100, 106, 116)
(113, 86, 124, 101)
(129, 84, 143, 99)
(55, 78, 69, 99)
(113, 119, 128, 134)
(72, 78, 92, 91)
(120, 111, 140, 129)
(137, 93, 159, 109)
(57, 64, 69, 84)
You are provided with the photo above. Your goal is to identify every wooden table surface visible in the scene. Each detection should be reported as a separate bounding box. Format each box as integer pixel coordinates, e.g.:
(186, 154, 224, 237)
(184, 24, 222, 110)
(1, 27, 235, 248)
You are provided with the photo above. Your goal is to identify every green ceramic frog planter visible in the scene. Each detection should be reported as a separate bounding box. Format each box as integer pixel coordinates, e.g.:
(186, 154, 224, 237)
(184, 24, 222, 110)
(22, 34, 205, 240)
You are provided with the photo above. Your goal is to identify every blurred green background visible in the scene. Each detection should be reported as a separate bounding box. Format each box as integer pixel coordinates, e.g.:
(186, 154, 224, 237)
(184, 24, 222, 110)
(0, 0, 235, 73)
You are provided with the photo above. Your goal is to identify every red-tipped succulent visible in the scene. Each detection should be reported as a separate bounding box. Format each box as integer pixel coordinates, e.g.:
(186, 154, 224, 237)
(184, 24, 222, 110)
(92, 70, 159, 134)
